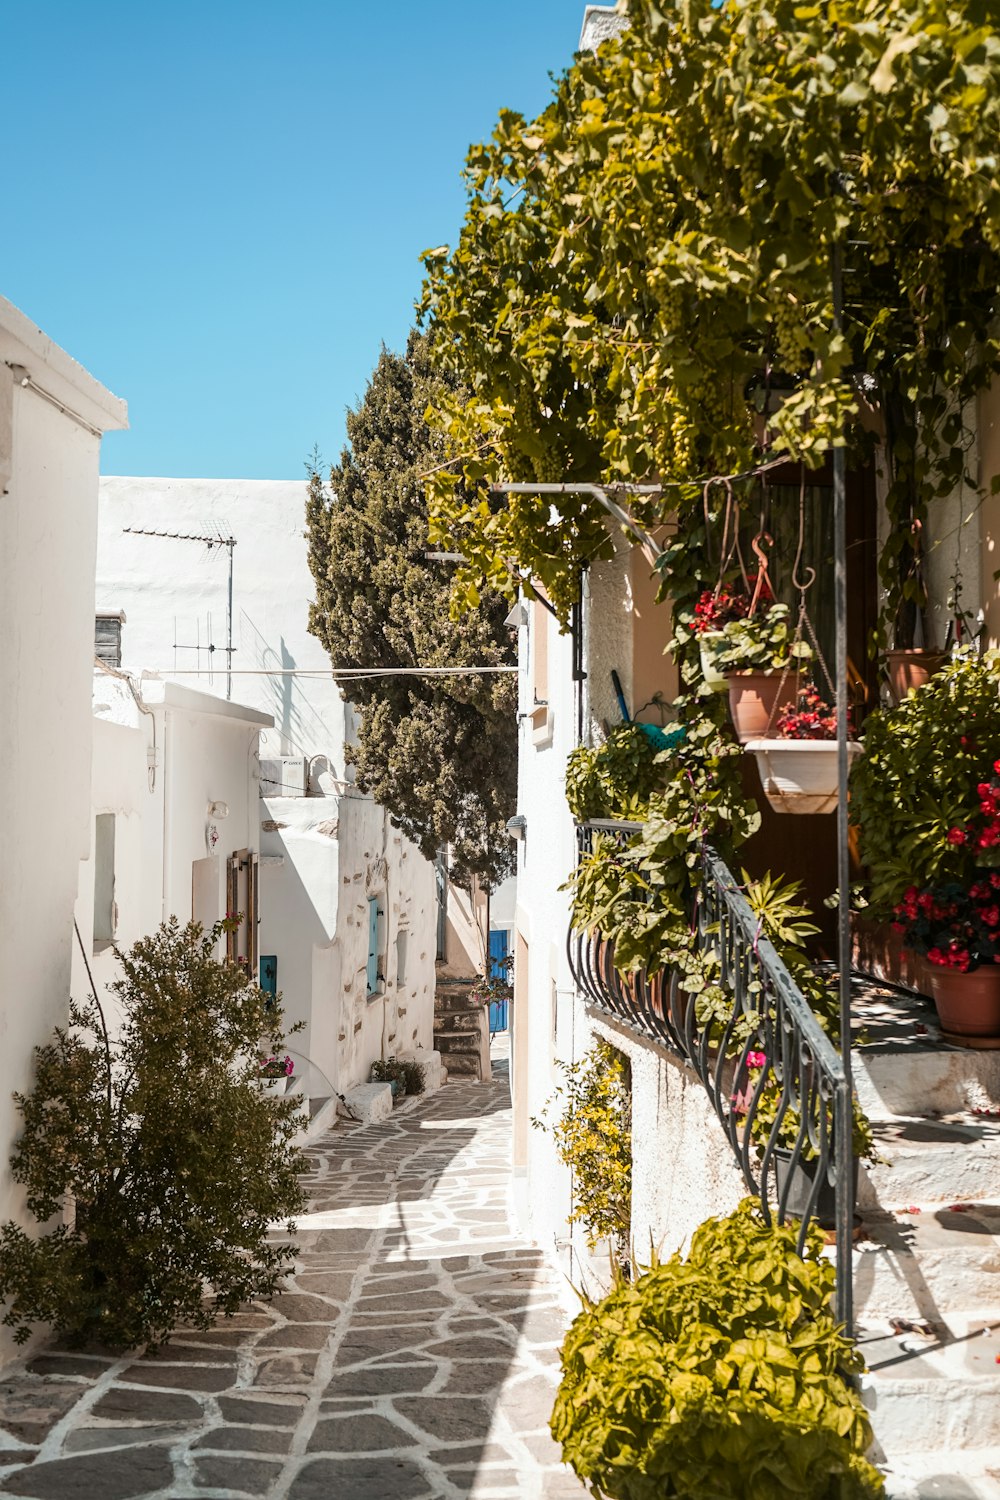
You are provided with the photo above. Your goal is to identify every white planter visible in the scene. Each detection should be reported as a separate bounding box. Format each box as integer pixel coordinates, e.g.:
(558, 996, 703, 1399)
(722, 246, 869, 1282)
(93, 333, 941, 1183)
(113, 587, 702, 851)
(259, 1075, 290, 1097)
(745, 738, 863, 815)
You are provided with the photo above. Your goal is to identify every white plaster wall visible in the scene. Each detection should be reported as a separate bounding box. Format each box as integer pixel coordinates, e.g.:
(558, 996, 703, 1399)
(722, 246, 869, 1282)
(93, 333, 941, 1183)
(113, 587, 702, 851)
(585, 544, 635, 743)
(511, 567, 746, 1292)
(489, 875, 517, 932)
(590, 1015, 747, 1263)
(580, 5, 627, 50)
(0, 296, 126, 1370)
(72, 677, 271, 1031)
(96, 477, 348, 771)
(95, 475, 439, 1101)
(509, 604, 595, 1280)
(334, 797, 436, 1093)
(259, 795, 343, 1071)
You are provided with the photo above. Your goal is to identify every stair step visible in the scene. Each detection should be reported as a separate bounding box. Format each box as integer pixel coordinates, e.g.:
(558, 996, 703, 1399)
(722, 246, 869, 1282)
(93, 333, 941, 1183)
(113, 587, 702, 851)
(861, 1114, 1000, 1209)
(435, 1033, 484, 1055)
(881, 1450, 1000, 1499)
(439, 1053, 482, 1076)
(852, 1204, 1000, 1323)
(861, 1313, 1000, 1455)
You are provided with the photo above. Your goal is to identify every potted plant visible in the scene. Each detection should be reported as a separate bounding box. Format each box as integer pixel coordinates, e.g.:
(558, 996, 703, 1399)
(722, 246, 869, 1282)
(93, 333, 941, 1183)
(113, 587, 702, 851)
(738, 1064, 875, 1224)
(258, 1052, 294, 1096)
(684, 585, 751, 693)
(703, 602, 812, 741)
(370, 1056, 425, 1098)
(745, 683, 862, 814)
(851, 652, 1000, 992)
(892, 876, 1000, 1042)
(885, 646, 948, 704)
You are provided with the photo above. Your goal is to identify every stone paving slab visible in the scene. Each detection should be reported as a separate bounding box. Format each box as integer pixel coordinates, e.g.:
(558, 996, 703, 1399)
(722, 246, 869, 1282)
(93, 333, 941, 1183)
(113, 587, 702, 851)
(0, 1049, 587, 1498)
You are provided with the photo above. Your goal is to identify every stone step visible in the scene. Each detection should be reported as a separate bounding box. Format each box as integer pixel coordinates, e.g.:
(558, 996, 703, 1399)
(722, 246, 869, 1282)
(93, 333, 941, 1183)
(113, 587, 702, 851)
(860, 1114, 1000, 1210)
(853, 991, 1000, 1120)
(880, 1448, 1000, 1499)
(435, 1031, 485, 1056)
(435, 1012, 484, 1033)
(434, 993, 485, 1016)
(439, 1052, 482, 1077)
(860, 1313, 1000, 1458)
(852, 1204, 1000, 1324)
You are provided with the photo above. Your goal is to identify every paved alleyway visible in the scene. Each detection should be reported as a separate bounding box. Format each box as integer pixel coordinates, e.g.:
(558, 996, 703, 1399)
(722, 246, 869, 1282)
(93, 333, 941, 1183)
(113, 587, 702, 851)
(0, 1050, 588, 1499)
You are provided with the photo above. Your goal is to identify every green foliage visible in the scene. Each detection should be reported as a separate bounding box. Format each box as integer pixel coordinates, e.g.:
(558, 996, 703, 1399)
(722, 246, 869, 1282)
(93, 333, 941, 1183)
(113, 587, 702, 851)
(533, 1040, 632, 1253)
(421, 0, 1000, 643)
(0, 920, 306, 1351)
(370, 1056, 425, 1095)
(747, 1084, 876, 1165)
(851, 650, 1000, 915)
(564, 722, 665, 822)
(704, 603, 813, 676)
(551, 1199, 884, 1500)
(306, 331, 516, 888)
(565, 709, 760, 976)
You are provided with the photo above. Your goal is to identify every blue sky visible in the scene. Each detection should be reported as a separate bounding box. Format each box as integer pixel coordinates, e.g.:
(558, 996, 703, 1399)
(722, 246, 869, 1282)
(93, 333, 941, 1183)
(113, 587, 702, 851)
(2, 1, 591, 479)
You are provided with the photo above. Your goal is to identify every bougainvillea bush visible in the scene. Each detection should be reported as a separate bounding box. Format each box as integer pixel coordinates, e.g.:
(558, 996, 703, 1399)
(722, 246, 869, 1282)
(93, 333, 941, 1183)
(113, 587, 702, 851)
(0, 919, 306, 1350)
(551, 1200, 883, 1500)
(892, 878, 1000, 972)
(851, 652, 1000, 915)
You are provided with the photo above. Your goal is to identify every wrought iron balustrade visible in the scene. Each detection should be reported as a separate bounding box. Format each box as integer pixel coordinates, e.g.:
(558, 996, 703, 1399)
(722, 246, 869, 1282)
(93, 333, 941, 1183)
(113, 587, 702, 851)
(567, 822, 854, 1327)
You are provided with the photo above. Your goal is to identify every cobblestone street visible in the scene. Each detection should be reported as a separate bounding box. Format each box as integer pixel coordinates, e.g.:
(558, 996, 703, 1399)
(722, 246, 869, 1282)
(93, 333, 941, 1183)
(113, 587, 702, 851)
(0, 1049, 586, 1499)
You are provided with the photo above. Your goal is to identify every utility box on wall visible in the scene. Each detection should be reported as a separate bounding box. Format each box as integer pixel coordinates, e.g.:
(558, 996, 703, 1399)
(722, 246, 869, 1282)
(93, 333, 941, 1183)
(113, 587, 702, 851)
(259, 757, 307, 797)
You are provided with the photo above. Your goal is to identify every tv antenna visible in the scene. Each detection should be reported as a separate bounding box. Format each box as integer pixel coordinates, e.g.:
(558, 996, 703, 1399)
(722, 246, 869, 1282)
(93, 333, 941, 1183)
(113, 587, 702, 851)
(123, 527, 237, 699)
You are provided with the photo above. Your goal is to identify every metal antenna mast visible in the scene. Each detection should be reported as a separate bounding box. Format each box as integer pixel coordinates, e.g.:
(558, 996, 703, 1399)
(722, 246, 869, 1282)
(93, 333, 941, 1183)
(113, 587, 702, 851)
(123, 527, 237, 699)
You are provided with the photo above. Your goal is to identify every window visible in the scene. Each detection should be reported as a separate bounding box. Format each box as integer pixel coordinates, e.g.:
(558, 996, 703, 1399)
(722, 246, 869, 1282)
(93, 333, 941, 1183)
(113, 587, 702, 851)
(93, 813, 116, 947)
(95, 612, 125, 668)
(395, 930, 408, 988)
(366, 897, 385, 997)
(260, 956, 278, 1003)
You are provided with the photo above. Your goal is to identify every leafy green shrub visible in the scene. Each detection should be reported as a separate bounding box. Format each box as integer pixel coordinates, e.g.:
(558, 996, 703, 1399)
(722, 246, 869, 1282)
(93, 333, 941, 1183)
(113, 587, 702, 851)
(370, 1056, 425, 1095)
(0, 919, 306, 1351)
(551, 1200, 884, 1500)
(851, 650, 1000, 915)
(565, 713, 760, 977)
(533, 1039, 631, 1254)
(565, 723, 666, 823)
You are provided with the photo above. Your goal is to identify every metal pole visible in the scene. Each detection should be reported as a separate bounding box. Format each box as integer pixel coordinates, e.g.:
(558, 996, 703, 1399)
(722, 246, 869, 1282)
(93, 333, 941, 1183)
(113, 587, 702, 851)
(832, 237, 854, 1332)
(226, 539, 234, 701)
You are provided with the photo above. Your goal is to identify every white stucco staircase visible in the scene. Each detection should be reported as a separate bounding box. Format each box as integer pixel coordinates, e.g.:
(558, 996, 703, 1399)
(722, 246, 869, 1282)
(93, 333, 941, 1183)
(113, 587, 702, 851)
(849, 982, 1000, 1497)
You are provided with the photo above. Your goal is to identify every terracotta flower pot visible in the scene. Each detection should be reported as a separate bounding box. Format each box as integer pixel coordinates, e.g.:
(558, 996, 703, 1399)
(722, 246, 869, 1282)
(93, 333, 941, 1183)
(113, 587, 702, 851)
(744, 739, 864, 815)
(886, 649, 947, 704)
(928, 965, 1000, 1042)
(725, 672, 796, 743)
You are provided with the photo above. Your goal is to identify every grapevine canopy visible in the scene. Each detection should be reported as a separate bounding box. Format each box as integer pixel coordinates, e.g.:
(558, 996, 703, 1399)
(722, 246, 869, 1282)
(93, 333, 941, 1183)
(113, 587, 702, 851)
(420, 0, 1000, 632)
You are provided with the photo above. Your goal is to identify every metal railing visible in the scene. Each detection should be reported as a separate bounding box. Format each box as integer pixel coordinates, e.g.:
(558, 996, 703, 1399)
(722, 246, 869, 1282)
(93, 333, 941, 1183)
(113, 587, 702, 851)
(567, 823, 854, 1327)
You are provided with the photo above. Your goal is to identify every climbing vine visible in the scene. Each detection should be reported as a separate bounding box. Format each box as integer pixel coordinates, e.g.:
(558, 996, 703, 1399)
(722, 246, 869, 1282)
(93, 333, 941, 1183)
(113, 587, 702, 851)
(420, 0, 1000, 639)
(534, 1039, 632, 1255)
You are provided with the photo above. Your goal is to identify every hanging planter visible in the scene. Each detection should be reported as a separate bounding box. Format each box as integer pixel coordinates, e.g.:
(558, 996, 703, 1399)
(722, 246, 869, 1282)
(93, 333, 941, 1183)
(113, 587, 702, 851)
(700, 640, 729, 694)
(745, 738, 863, 814)
(885, 649, 947, 704)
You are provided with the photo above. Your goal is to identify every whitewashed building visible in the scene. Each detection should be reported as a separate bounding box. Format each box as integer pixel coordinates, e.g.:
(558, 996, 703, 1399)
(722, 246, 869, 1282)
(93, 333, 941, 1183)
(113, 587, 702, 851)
(94, 478, 438, 1099)
(0, 295, 127, 1365)
(72, 672, 272, 1034)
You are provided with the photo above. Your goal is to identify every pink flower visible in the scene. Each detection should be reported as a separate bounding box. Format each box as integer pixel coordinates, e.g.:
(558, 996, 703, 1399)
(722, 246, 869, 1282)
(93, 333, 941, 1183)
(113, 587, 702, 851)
(947, 827, 967, 846)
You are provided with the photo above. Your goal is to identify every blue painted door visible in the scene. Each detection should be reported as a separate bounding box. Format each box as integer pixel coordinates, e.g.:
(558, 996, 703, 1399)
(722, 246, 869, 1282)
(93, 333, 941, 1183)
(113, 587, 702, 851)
(488, 929, 510, 1034)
